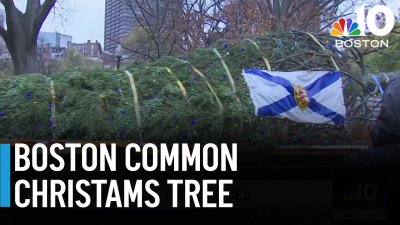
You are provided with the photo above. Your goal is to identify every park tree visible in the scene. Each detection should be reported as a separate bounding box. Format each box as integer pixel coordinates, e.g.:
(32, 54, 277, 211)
(122, 0, 180, 61)
(223, 0, 271, 39)
(364, 24, 400, 72)
(121, 0, 227, 59)
(178, 0, 227, 50)
(223, 0, 348, 35)
(262, 0, 346, 31)
(0, 0, 57, 75)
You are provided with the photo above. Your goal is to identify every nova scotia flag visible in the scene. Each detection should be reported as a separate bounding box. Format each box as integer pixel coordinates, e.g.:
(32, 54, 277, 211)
(243, 69, 346, 125)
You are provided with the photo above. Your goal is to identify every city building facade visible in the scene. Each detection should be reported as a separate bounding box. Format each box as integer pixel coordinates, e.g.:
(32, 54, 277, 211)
(0, 8, 5, 27)
(104, 0, 135, 52)
(38, 31, 72, 48)
(69, 40, 103, 59)
(0, 8, 10, 60)
(37, 43, 67, 59)
(104, 0, 180, 58)
(37, 31, 73, 59)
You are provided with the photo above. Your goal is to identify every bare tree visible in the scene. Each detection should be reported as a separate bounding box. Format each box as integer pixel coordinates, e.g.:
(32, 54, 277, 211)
(122, 0, 393, 57)
(260, 0, 346, 31)
(122, 0, 227, 59)
(123, 0, 180, 61)
(223, 0, 271, 39)
(0, 0, 57, 75)
(224, 0, 354, 35)
(178, 0, 227, 51)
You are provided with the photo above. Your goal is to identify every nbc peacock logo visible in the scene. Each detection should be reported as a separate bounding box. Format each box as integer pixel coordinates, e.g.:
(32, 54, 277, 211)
(330, 18, 361, 37)
(331, 5, 395, 49)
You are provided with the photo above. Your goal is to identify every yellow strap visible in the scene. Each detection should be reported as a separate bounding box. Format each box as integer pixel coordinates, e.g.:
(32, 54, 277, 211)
(246, 39, 260, 50)
(262, 57, 272, 71)
(306, 32, 326, 50)
(329, 56, 340, 71)
(246, 39, 272, 70)
(165, 67, 172, 74)
(191, 66, 224, 113)
(176, 80, 187, 98)
(165, 67, 188, 100)
(213, 48, 237, 93)
(125, 71, 142, 139)
(306, 32, 340, 71)
(50, 80, 57, 139)
(213, 48, 244, 134)
(174, 59, 224, 113)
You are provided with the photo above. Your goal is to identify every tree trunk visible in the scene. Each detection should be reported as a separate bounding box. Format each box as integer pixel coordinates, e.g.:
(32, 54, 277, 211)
(0, 0, 57, 75)
(8, 36, 38, 75)
(1, 5, 40, 75)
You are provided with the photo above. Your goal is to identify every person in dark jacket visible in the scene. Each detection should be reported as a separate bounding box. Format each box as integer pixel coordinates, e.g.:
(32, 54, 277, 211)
(345, 76, 400, 171)
(370, 77, 400, 150)
(335, 77, 400, 221)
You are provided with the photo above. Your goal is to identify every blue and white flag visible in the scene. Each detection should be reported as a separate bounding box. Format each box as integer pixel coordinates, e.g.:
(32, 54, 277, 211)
(243, 69, 346, 125)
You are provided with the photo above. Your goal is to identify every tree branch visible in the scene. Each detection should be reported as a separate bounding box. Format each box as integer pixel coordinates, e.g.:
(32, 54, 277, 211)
(0, 25, 7, 42)
(34, 0, 57, 34)
(26, 0, 41, 16)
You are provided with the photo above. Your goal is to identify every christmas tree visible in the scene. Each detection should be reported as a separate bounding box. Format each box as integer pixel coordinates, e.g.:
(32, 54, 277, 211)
(0, 31, 365, 145)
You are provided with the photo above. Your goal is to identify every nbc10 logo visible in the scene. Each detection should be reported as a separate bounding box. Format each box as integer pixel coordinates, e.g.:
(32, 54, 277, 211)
(331, 5, 395, 37)
(331, 5, 395, 49)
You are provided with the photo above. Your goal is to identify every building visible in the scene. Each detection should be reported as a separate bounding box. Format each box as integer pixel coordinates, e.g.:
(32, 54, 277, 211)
(37, 31, 72, 60)
(0, 8, 5, 27)
(104, 0, 136, 52)
(104, 0, 179, 53)
(0, 42, 10, 59)
(69, 40, 103, 59)
(68, 40, 117, 66)
(38, 31, 72, 48)
(0, 8, 11, 60)
(102, 51, 116, 68)
(37, 43, 67, 59)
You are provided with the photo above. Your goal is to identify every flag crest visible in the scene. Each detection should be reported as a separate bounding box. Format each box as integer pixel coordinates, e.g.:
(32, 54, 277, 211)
(243, 69, 346, 125)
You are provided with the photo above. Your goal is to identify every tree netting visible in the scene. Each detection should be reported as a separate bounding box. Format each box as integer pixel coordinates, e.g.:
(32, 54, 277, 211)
(0, 31, 368, 145)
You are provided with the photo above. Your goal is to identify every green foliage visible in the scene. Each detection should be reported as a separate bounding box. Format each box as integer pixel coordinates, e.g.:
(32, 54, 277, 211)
(40, 49, 104, 76)
(364, 26, 400, 73)
(123, 26, 177, 61)
(0, 31, 358, 144)
(64, 49, 103, 70)
(0, 75, 52, 139)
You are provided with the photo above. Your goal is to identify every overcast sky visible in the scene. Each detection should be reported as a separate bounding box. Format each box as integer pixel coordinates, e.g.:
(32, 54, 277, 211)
(38, 0, 399, 49)
(41, 0, 105, 46)
(3, 0, 400, 50)
(10, 0, 105, 46)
